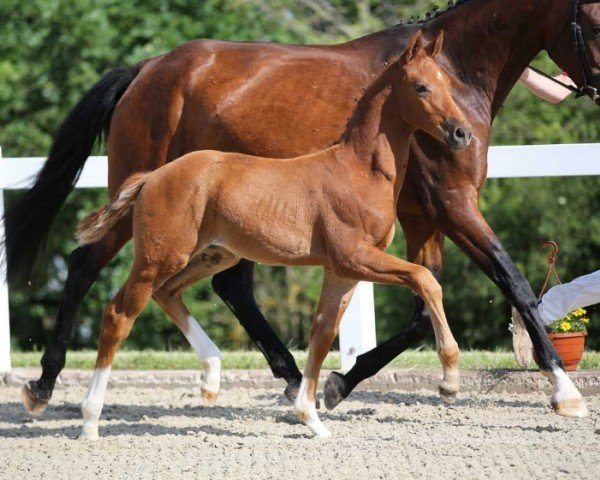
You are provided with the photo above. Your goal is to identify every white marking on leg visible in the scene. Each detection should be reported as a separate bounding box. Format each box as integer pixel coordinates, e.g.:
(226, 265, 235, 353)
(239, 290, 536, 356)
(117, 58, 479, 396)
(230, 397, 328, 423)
(294, 377, 331, 438)
(185, 316, 221, 404)
(543, 368, 589, 417)
(80, 367, 111, 441)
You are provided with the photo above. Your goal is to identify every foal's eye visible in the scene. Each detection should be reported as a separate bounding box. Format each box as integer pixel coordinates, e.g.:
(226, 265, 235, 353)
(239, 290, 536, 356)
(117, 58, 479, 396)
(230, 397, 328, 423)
(593, 25, 600, 37)
(414, 83, 429, 96)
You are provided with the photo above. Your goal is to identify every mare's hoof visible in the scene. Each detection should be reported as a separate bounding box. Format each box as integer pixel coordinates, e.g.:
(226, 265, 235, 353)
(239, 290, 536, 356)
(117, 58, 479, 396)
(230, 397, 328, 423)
(284, 382, 320, 408)
(552, 398, 589, 418)
(21, 381, 50, 416)
(324, 371, 348, 410)
(200, 387, 220, 406)
(284, 382, 300, 402)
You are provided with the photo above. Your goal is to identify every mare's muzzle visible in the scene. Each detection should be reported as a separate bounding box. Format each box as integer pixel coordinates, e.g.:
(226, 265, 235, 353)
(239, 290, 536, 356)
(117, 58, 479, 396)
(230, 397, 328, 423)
(443, 120, 473, 150)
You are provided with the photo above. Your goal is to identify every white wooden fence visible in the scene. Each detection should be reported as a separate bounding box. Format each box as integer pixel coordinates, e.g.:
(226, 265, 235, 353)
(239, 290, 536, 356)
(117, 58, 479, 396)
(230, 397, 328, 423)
(1, 143, 599, 373)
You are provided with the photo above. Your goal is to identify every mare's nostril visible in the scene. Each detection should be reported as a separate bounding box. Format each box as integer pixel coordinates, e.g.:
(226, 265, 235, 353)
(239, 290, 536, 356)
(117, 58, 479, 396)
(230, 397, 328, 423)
(452, 126, 472, 146)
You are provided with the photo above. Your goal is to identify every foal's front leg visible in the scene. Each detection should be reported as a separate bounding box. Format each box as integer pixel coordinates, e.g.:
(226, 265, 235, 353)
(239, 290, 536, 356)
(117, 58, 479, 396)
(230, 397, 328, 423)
(295, 271, 357, 438)
(325, 221, 443, 409)
(333, 244, 460, 401)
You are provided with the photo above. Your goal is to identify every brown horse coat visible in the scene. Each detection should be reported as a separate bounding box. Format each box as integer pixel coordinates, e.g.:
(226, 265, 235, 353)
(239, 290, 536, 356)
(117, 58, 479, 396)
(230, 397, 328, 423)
(75, 32, 470, 439)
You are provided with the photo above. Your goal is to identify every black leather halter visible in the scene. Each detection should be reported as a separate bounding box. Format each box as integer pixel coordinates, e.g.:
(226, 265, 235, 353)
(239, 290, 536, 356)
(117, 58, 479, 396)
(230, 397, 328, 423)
(539, 0, 600, 101)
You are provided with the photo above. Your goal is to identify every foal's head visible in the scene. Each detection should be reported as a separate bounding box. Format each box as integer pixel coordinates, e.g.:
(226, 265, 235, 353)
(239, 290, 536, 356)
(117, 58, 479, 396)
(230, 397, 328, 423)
(395, 31, 472, 150)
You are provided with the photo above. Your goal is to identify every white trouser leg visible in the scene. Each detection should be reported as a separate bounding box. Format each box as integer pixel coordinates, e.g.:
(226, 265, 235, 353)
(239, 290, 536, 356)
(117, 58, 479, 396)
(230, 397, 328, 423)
(539, 270, 600, 324)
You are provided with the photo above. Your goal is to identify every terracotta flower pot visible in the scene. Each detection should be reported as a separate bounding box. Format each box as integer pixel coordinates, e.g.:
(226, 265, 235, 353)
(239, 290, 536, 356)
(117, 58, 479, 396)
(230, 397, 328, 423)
(533, 331, 587, 371)
(548, 332, 587, 372)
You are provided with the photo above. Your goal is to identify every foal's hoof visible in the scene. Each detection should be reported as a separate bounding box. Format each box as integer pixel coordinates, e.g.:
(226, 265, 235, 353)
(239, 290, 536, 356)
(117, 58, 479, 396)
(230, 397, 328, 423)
(552, 397, 589, 418)
(21, 381, 50, 416)
(200, 386, 220, 406)
(438, 388, 457, 405)
(438, 381, 459, 405)
(324, 371, 348, 410)
(79, 424, 99, 442)
(296, 409, 331, 439)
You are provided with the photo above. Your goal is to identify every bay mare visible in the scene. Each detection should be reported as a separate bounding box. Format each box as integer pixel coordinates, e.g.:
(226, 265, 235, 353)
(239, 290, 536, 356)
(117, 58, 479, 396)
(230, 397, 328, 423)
(75, 32, 470, 439)
(6, 0, 599, 417)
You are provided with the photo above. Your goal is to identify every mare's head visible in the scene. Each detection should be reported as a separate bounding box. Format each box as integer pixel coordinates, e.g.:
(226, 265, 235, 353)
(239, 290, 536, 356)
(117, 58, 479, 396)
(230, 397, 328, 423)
(548, 1, 600, 103)
(394, 31, 472, 150)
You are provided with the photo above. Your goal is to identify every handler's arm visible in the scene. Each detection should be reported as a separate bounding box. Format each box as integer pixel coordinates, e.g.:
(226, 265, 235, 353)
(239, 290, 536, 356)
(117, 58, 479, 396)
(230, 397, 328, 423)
(538, 270, 600, 323)
(519, 68, 575, 104)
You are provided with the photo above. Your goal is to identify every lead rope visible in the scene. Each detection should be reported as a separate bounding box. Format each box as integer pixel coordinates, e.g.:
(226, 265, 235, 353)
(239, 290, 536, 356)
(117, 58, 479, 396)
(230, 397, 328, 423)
(512, 241, 562, 367)
(538, 240, 562, 299)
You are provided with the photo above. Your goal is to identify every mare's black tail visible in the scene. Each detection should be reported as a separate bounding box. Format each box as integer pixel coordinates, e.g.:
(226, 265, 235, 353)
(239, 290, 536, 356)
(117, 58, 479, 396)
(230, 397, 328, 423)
(1, 64, 140, 285)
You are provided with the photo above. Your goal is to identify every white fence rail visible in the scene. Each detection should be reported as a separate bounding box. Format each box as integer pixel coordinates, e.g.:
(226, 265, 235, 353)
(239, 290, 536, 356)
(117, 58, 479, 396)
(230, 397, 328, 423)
(1, 143, 599, 373)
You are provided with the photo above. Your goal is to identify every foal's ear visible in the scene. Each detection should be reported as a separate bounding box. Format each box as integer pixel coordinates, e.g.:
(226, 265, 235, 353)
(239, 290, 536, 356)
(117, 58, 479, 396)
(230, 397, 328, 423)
(427, 31, 445, 58)
(402, 30, 423, 63)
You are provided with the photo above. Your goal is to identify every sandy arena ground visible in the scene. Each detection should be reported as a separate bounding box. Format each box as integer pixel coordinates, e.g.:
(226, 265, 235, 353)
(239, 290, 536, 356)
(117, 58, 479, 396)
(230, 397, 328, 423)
(1, 384, 599, 479)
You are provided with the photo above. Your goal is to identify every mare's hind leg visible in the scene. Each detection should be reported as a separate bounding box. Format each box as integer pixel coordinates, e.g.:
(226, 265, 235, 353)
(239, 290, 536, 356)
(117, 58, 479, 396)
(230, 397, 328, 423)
(332, 244, 460, 402)
(153, 247, 240, 405)
(80, 265, 156, 441)
(22, 218, 132, 416)
(295, 270, 357, 438)
(324, 221, 443, 409)
(212, 260, 303, 401)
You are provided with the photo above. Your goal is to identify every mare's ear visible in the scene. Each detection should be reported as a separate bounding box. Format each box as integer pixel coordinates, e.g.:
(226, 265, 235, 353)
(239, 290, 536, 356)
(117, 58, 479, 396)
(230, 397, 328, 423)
(427, 30, 445, 58)
(402, 30, 423, 63)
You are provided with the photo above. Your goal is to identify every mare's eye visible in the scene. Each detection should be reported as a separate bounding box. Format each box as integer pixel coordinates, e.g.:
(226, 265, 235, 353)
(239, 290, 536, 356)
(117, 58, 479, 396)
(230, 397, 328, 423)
(414, 83, 429, 96)
(593, 25, 600, 37)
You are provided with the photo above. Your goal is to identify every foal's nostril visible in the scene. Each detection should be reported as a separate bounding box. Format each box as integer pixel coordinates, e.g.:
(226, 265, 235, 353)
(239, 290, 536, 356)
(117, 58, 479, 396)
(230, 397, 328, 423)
(454, 127, 466, 140)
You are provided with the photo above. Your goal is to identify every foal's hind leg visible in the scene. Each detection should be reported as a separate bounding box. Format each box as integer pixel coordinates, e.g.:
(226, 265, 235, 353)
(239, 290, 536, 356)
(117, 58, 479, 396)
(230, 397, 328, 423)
(295, 271, 357, 438)
(22, 218, 132, 416)
(333, 244, 460, 401)
(80, 265, 156, 441)
(153, 248, 240, 405)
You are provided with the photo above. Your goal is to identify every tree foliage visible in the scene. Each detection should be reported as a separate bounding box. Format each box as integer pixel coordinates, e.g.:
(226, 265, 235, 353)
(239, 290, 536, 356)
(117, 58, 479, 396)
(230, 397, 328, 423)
(2, 0, 598, 354)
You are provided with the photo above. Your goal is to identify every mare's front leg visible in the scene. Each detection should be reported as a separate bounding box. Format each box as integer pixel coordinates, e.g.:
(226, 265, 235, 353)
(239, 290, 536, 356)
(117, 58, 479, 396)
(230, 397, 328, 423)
(325, 219, 443, 409)
(295, 271, 357, 438)
(212, 260, 303, 400)
(22, 219, 132, 416)
(332, 244, 460, 402)
(438, 198, 588, 417)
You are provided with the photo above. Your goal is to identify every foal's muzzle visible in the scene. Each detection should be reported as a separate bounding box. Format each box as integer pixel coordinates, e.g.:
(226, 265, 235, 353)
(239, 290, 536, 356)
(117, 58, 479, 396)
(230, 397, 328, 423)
(443, 120, 473, 150)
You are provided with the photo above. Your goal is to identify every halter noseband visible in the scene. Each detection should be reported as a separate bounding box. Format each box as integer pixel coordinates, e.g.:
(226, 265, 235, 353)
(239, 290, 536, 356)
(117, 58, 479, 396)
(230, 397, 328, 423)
(540, 0, 600, 102)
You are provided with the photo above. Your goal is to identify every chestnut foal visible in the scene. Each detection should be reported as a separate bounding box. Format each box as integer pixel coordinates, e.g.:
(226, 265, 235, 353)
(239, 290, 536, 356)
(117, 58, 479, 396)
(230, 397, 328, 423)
(75, 31, 472, 440)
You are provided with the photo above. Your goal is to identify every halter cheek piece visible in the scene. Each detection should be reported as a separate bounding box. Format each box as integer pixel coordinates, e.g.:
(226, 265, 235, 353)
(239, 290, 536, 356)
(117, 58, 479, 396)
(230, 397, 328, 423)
(534, 0, 600, 102)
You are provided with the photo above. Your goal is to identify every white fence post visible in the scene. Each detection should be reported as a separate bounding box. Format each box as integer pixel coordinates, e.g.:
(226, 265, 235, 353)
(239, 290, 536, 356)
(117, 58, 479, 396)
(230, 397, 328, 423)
(0, 146, 12, 373)
(339, 281, 376, 371)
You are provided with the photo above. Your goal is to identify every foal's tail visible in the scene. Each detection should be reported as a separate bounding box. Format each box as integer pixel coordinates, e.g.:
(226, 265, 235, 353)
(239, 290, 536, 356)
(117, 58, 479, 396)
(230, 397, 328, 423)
(76, 173, 151, 245)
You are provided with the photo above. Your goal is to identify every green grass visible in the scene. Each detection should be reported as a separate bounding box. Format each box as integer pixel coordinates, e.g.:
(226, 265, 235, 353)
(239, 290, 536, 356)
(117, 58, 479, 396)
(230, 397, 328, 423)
(11, 349, 600, 370)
